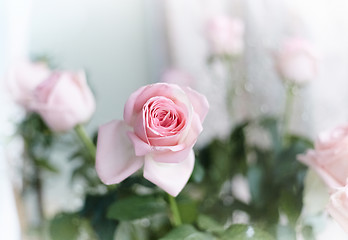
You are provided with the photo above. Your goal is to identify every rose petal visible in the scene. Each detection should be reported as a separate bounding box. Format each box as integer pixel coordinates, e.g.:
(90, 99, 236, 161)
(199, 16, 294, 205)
(183, 87, 209, 122)
(124, 85, 147, 125)
(96, 120, 144, 184)
(127, 131, 152, 156)
(298, 152, 342, 188)
(143, 149, 195, 197)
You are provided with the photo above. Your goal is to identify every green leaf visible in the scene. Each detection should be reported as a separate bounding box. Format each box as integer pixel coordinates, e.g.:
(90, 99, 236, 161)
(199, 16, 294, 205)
(230, 121, 248, 174)
(107, 196, 166, 221)
(247, 164, 265, 208)
(114, 222, 148, 240)
(80, 192, 118, 240)
(220, 224, 275, 240)
(260, 117, 281, 153)
(159, 225, 215, 240)
(49, 213, 80, 240)
(197, 214, 225, 235)
(34, 158, 59, 173)
(279, 191, 302, 225)
(178, 199, 199, 224)
(190, 159, 205, 183)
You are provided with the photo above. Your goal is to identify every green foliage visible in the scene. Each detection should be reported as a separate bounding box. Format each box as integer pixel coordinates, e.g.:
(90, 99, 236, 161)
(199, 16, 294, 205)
(80, 191, 119, 240)
(49, 213, 81, 240)
(107, 195, 167, 221)
(160, 225, 215, 240)
(220, 224, 275, 240)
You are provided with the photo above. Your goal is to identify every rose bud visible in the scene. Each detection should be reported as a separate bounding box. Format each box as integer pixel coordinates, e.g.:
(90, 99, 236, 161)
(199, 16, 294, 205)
(298, 124, 348, 189)
(276, 37, 318, 85)
(206, 15, 244, 56)
(96, 83, 209, 196)
(5, 60, 50, 108)
(32, 71, 96, 132)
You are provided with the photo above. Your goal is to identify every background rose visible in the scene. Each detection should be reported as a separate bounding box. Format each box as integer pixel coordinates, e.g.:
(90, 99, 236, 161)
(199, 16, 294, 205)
(5, 60, 50, 108)
(276, 37, 318, 84)
(96, 83, 209, 196)
(298, 125, 348, 188)
(32, 71, 96, 132)
(206, 15, 244, 56)
(327, 183, 348, 234)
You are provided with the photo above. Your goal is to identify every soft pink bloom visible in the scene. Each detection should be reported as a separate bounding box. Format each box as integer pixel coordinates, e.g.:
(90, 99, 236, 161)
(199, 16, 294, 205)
(96, 83, 209, 196)
(161, 69, 194, 87)
(276, 37, 318, 84)
(298, 125, 348, 188)
(32, 71, 96, 132)
(5, 60, 51, 108)
(206, 16, 244, 55)
(327, 182, 348, 234)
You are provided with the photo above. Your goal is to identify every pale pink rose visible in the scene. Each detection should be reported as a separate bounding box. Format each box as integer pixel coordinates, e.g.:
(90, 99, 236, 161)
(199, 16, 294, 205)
(327, 182, 348, 234)
(161, 69, 194, 87)
(298, 125, 348, 188)
(96, 83, 209, 196)
(32, 71, 96, 132)
(206, 16, 244, 55)
(5, 60, 51, 108)
(276, 37, 318, 84)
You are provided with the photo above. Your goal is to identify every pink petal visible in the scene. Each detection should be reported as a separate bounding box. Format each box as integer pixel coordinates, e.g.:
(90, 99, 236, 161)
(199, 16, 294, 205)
(127, 131, 152, 156)
(143, 149, 195, 197)
(96, 120, 144, 185)
(298, 152, 341, 188)
(183, 87, 209, 122)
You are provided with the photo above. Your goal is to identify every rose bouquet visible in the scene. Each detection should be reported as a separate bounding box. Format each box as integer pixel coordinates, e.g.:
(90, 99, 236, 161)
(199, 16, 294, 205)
(5, 14, 346, 240)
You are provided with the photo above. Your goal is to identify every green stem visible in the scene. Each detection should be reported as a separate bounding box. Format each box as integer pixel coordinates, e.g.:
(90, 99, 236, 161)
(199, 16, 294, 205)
(74, 124, 96, 161)
(282, 84, 295, 145)
(168, 194, 182, 227)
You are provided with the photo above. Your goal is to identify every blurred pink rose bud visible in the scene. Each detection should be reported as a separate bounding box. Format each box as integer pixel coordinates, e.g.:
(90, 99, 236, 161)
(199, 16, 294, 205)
(161, 69, 194, 87)
(276, 37, 318, 84)
(327, 182, 348, 234)
(96, 83, 209, 196)
(298, 125, 348, 188)
(32, 71, 96, 132)
(5, 60, 51, 108)
(206, 15, 244, 55)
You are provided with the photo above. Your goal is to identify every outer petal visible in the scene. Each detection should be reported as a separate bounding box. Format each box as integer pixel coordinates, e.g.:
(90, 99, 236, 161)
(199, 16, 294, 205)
(298, 152, 341, 188)
(143, 150, 195, 197)
(96, 120, 144, 185)
(183, 87, 209, 122)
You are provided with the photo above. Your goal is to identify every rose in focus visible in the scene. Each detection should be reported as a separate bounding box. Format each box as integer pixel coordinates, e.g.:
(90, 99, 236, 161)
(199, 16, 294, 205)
(32, 71, 96, 132)
(298, 124, 348, 188)
(327, 182, 348, 234)
(206, 15, 244, 56)
(96, 83, 209, 196)
(276, 37, 318, 84)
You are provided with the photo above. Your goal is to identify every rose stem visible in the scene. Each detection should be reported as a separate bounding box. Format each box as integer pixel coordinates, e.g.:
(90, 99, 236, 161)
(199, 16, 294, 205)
(74, 124, 96, 161)
(282, 83, 295, 146)
(168, 194, 182, 227)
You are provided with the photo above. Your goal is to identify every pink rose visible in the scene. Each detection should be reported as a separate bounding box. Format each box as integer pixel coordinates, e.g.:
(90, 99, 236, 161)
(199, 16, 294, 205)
(161, 69, 194, 87)
(327, 182, 348, 234)
(5, 60, 50, 108)
(96, 83, 209, 196)
(32, 71, 96, 132)
(206, 16, 244, 55)
(298, 125, 348, 188)
(276, 37, 318, 84)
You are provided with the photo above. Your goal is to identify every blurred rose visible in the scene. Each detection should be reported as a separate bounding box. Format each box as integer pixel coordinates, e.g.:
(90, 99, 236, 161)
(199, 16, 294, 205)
(5, 60, 50, 108)
(327, 183, 348, 234)
(276, 37, 318, 84)
(298, 125, 348, 188)
(96, 83, 209, 196)
(206, 15, 244, 55)
(161, 69, 194, 87)
(32, 71, 96, 132)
